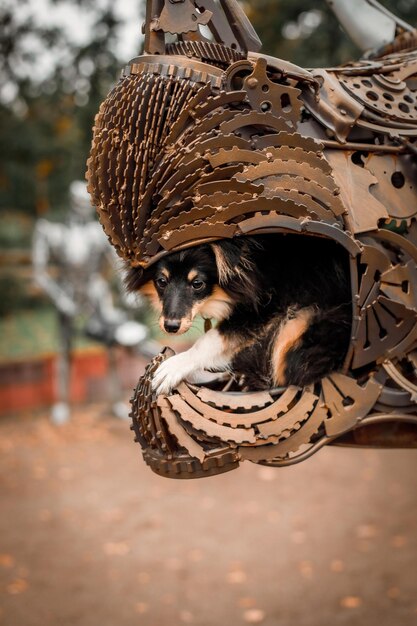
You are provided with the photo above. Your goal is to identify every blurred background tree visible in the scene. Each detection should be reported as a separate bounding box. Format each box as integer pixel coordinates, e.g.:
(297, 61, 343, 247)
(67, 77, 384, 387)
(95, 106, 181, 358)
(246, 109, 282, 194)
(246, 0, 417, 67)
(0, 0, 142, 219)
(0, 0, 142, 317)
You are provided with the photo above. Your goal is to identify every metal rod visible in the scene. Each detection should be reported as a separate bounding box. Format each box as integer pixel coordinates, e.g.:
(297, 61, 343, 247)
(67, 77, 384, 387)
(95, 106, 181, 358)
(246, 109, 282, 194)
(320, 139, 406, 153)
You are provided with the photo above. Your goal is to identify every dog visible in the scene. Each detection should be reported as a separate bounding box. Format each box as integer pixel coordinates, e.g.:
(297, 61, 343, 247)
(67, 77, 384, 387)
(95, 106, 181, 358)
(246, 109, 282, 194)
(126, 234, 352, 395)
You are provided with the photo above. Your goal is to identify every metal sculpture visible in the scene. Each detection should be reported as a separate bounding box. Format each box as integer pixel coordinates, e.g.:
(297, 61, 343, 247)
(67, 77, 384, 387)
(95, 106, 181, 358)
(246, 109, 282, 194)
(33, 181, 147, 423)
(86, 0, 417, 477)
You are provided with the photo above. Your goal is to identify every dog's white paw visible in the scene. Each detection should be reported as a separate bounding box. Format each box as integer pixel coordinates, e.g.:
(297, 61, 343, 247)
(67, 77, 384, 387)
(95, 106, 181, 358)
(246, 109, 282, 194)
(186, 369, 225, 384)
(152, 353, 193, 396)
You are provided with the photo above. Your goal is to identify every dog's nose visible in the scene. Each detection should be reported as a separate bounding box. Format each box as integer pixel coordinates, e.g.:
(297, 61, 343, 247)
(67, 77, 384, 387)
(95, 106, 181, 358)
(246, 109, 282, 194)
(164, 319, 181, 333)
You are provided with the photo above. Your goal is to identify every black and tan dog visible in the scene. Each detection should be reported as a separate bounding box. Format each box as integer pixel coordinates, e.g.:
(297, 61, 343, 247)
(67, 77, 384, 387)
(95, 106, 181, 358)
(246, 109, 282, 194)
(127, 235, 352, 395)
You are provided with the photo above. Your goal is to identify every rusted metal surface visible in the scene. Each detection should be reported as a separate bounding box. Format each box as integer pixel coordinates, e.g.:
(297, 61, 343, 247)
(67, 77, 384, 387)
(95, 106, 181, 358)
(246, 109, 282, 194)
(87, 0, 417, 478)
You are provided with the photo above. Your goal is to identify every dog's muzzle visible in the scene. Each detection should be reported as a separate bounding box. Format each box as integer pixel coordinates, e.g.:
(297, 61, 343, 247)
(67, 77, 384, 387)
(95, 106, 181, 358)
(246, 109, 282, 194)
(163, 319, 181, 333)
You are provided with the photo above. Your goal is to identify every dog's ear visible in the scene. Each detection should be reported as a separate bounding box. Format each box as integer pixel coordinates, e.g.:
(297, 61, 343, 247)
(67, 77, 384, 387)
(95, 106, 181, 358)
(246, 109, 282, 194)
(124, 263, 151, 292)
(210, 238, 260, 284)
(210, 241, 237, 284)
(124, 263, 162, 311)
(210, 238, 263, 308)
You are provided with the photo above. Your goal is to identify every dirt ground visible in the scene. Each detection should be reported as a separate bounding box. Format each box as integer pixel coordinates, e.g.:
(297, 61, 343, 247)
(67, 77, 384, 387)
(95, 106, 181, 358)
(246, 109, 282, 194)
(1, 404, 417, 626)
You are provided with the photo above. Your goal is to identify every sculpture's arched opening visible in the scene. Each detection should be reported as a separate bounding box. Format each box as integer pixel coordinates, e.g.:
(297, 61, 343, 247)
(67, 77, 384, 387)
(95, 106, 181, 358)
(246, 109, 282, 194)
(210, 229, 355, 388)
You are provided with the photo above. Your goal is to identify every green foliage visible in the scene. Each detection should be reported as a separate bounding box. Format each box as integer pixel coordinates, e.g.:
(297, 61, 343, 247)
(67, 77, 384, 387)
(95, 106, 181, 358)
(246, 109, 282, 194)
(246, 0, 417, 66)
(0, 273, 49, 317)
(0, 0, 141, 217)
(0, 211, 33, 248)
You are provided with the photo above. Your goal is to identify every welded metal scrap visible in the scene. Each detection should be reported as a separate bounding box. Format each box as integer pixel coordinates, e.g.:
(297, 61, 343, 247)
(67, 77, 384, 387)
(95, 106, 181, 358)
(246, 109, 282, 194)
(87, 0, 417, 478)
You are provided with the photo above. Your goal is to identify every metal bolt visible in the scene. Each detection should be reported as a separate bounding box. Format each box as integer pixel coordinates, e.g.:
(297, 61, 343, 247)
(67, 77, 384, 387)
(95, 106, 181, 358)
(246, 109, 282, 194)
(246, 77, 259, 89)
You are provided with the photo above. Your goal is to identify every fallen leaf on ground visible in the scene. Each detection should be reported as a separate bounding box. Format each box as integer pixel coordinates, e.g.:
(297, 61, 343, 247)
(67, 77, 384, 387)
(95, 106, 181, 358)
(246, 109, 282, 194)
(290, 530, 306, 545)
(162, 594, 175, 605)
(340, 596, 362, 609)
(137, 572, 150, 584)
(103, 542, 130, 556)
(38, 509, 52, 522)
(165, 558, 183, 571)
(179, 609, 194, 623)
(357, 540, 371, 553)
(135, 602, 148, 614)
(330, 559, 344, 573)
(356, 524, 377, 539)
(7, 579, 28, 595)
(243, 608, 266, 623)
(391, 535, 407, 548)
(245, 501, 260, 515)
(0, 555, 14, 568)
(227, 569, 247, 584)
(200, 497, 215, 510)
(58, 467, 74, 480)
(188, 549, 204, 562)
(33, 466, 47, 479)
(257, 467, 276, 482)
(361, 468, 375, 481)
(102, 508, 123, 523)
(238, 597, 257, 609)
(298, 560, 313, 579)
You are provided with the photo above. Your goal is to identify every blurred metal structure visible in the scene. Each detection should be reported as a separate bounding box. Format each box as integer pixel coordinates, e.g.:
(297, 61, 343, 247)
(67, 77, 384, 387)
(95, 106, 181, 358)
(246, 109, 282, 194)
(86, 1, 417, 477)
(326, 0, 414, 53)
(33, 181, 146, 423)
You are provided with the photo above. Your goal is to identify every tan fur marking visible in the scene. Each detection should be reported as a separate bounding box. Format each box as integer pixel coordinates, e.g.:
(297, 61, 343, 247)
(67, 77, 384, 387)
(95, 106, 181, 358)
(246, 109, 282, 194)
(161, 268, 170, 279)
(211, 243, 255, 288)
(272, 308, 314, 386)
(156, 286, 234, 336)
(197, 286, 233, 321)
(188, 270, 198, 282)
(210, 244, 234, 284)
(139, 281, 162, 313)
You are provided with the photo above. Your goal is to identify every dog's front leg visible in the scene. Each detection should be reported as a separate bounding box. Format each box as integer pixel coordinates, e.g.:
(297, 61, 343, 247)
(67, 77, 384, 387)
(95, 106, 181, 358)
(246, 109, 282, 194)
(152, 329, 233, 395)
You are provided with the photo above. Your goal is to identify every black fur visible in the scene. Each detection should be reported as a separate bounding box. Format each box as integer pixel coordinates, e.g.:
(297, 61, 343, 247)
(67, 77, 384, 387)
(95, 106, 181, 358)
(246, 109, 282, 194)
(219, 235, 351, 389)
(126, 234, 352, 389)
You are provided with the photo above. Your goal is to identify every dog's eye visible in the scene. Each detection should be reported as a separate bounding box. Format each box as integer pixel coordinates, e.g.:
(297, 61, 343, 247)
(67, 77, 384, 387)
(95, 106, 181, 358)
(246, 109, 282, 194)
(191, 279, 205, 291)
(156, 277, 168, 289)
